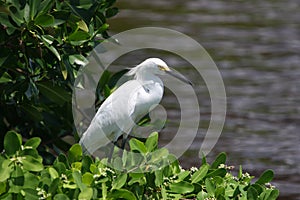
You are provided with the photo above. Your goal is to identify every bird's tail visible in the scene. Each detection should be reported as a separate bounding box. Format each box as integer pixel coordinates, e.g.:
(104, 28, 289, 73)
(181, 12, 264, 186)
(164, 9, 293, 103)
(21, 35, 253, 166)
(79, 125, 113, 155)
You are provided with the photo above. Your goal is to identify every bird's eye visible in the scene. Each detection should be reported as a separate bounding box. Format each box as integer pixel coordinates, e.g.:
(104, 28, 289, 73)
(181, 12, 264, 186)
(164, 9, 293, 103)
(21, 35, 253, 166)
(158, 65, 166, 71)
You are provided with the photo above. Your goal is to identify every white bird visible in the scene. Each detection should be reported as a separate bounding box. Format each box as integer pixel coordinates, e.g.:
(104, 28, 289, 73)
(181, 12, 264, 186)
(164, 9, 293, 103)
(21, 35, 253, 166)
(79, 58, 192, 155)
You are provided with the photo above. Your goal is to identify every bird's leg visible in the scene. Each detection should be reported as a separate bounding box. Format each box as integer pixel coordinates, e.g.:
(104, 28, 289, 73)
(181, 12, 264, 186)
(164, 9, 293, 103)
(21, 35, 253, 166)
(108, 133, 119, 163)
(121, 133, 129, 150)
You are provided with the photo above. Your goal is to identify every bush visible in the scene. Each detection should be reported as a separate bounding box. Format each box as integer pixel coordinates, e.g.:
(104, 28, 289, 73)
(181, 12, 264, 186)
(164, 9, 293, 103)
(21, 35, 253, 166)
(0, 131, 279, 200)
(0, 0, 118, 154)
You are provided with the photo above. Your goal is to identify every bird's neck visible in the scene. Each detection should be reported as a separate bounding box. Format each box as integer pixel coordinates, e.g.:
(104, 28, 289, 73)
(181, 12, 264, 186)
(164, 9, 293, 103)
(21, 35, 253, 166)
(136, 72, 163, 86)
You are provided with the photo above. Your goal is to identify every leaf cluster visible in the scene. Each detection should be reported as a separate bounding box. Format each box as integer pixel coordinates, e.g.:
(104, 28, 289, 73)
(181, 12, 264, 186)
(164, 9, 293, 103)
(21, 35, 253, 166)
(0, 131, 279, 200)
(0, 0, 118, 154)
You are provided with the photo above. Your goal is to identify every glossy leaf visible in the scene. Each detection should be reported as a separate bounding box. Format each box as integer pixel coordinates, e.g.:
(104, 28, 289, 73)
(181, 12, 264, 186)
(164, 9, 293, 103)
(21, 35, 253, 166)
(0, 159, 13, 182)
(78, 187, 93, 200)
(4, 131, 22, 155)
(206, 168, 227, 178)
(54, 194, 70, 200)
(106, 7, 118, 18)
(23, 188, 39, 200)
(82, 172, 93, 186)
(68, 30, 90, 41)
(109, 189, 137, 200)
(22, 155, 44, 172)
(78, 20, 89, 32)
(211, 152, 226, 169)
(24, 137, 41, 149)
(205, 178, 215, 195)
(154, 169, 163, 186)
(20, 104, 43, 121)
(37, 82, 70, 104)
(49, 167, 59, 179)
(268, 189, 279, 200)
(129, 138, 147, 154)
(191, 163, 209, 183)
(145, 132, 158, 152)
(29, 0, 40, 19)
(0, 72, 12, 83)
(69, 54, 89, 66)
(247, 186, 258, 200)
(73, 170, 85, 191)
(112, 173, 127, 190)
(255, 170, 274, 185)
(35, 14, 54, 27)
(169, 181, 194, 194)
(11, 165, 24, 186)
(68, 144, 82, 164)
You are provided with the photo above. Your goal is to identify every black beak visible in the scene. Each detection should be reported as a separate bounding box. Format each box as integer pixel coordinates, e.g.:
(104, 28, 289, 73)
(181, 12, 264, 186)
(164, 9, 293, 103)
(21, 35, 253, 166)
(166, 68, 193, 86)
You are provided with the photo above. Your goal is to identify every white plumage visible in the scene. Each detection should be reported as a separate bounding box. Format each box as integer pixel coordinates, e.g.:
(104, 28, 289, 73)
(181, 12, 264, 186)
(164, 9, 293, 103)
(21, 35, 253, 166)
(79, 58, 191, 155)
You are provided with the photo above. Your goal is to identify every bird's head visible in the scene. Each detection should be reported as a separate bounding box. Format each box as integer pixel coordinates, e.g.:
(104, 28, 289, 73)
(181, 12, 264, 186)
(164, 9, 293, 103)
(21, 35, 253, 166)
(127, 58, 192, 85)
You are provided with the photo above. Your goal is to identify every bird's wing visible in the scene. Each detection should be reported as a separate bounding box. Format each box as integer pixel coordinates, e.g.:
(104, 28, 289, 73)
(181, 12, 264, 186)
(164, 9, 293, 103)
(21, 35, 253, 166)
(80, 80, 142, 154)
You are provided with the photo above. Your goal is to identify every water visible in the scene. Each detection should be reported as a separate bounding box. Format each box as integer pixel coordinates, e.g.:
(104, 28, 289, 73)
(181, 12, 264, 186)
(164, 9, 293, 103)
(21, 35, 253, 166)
(107, 1, 300, 199)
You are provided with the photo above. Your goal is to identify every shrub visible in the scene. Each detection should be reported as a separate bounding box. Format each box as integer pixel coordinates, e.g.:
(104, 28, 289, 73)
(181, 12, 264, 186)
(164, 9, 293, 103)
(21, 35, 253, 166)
(0, 131, 279, 199)
(0, 0, 118, 154)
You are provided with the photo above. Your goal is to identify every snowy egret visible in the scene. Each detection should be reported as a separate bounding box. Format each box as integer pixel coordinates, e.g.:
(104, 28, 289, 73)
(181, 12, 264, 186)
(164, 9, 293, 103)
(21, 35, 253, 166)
(79, 58, 192, 155)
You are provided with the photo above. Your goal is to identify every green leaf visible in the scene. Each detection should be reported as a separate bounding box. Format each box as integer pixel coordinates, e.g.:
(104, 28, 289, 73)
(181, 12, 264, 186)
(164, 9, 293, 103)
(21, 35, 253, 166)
(23, 172, 39, 189)
(49, 178, 60, 196)
(268, 189, 279, 199)
(41, 35, 55, 45)
(255, 170, 274, 185)
(177, 170, 190, 181)
(168, 181, 194, 194)
(129, 138, 147, 154)
(48, 167, 59, 179)
(206, 168, 227, 178)
(81, 155, 93, 174)
(11, 166, 24, 186)
(23, 188, 39, 200)
(54, 194, 70, 200)
(82, 172, 93, 186)
(20, 104, 43, 121)
(35, 14, 54, 27)
(112, 173, 127, 190)
(247, 186, 258, 200)
(238, 165, 243, 179)
(191, 163, 209, 183)
(109, 189, 137, 200)
(38, 35, 61, 60)
(24, 137, 41, 149)
(0, 182, 6, 195)
(205, 178, 215, 195)
(37, 82, 70, 104)
(0, 159, 13, 182)
(154, 169, 163, 186)
(197, 190, 208, 200)
(69, 54, 89, 66)
(53, 161, 67, 175)
(8, 5, 24, 26)
(78, 187, 93, 200)
(4, 131, 22, 156)
(0, 72, 12, 83)
(105, 7, 118, 18)
(29, 0, 40, 19)
(150, 148, 169, 163)
(68, 30, 90, 41)
(22, 155, 44, 172)
(68, 144, 82, 164)
(73, 170, 85, 191)
(38, 0, 54, 14)
(78, 19, 89, 32)
(145, 132, 158, 152)
(211, 152, 226, 169)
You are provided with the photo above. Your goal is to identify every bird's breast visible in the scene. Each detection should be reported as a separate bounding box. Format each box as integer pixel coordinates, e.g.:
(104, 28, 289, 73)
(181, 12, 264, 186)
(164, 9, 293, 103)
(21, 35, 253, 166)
(133, 82, 164, 116)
